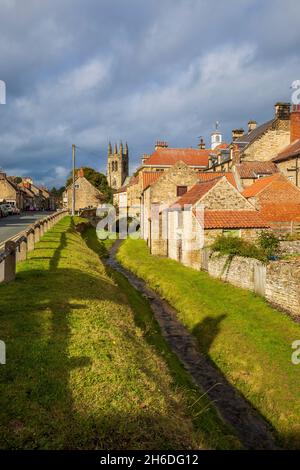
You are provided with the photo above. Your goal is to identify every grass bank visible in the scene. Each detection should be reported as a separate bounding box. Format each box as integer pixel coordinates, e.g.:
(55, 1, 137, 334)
(117, 238, 300, 449)
(0, 217, 237, 449)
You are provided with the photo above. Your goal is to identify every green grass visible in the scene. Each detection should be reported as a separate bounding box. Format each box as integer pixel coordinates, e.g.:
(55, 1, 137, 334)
(0, 217, 238, 449)
(117, 238, 300, 449)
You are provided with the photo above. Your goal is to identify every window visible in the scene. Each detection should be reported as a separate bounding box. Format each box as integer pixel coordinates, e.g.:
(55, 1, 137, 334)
(75, 183, 80, 189)
(115, 161, 118, 172)
(177, 186, 187, 197)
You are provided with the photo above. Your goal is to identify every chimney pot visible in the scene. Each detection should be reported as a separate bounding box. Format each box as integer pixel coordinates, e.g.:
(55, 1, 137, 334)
(198, 138, 206, 150)
(232, 128, 244, 141)
(155, 141, 168, 150)
(248, 120, 257, 133)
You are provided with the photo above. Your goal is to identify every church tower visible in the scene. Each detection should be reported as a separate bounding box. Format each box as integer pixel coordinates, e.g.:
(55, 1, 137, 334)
(107, 141, 129, 190)
(211, 121, 222, 150)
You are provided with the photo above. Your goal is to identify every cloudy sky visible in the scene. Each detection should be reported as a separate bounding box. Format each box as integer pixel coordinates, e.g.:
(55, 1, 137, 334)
(0, 0, 299, 188)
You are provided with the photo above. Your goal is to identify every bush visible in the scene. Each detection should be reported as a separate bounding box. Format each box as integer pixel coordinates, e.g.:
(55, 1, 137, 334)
(258, 231, 280, 259)
(211, 235, 266, 261)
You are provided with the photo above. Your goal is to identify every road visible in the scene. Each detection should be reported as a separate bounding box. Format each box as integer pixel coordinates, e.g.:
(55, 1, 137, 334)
(0, 212, 55, 244)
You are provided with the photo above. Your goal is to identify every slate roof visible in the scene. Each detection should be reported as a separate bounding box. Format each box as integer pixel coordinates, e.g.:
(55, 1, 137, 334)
(272, 138, 300, 163)
(235, 119, 275, 146)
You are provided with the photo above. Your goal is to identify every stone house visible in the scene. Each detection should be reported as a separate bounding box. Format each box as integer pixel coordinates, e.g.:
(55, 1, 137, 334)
(113, 185, 127, 209)
(63, 168, 103, 212)
(242, 173, 300, 234)
(233, 161, 279, 189)
(140, 142, 212, 174)
(0, 171, 23, 208)
(271, 105, 300, 187)
(141, 161, 200, 255)
(209, 102, 295, 173)
(167, 176, 268, 269)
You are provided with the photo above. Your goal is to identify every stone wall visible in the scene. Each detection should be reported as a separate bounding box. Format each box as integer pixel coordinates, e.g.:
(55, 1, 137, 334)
(206, 251, 262, 291)
(202, 249, 300, 318)
(280, 240, 300, 254)
(276, 159, 299, 187)
(200, 178, 254, 210)
(265, 260, 300, 318)
(242, 120, 290, 162)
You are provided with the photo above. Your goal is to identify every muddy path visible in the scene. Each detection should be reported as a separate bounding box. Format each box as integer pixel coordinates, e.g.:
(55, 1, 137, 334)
(106, 240, 279, 450)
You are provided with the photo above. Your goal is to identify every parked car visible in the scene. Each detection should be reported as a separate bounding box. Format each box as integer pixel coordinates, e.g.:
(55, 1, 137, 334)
(0, 204, 9, 217)
(1, 203, 15, 215)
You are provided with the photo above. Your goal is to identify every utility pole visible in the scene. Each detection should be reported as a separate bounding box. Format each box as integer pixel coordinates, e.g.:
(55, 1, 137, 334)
(72, 144, 76, 216)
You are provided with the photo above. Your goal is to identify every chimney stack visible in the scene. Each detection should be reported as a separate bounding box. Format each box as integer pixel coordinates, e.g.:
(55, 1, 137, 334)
(141, 154, 150, 165)
(290, 104, 300, 143)
(0, 172, 6, 180)
(274, 102, 290, 120)
(198, 137, 206, 149)
(232, 128, 244, 141)
(77, 168, 84, 178)
(248, 120, 257, 133)
(155, 141, 168, 150)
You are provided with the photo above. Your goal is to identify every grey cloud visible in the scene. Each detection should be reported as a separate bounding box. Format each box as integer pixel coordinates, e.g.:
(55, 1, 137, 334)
(0, 0, 299, 186)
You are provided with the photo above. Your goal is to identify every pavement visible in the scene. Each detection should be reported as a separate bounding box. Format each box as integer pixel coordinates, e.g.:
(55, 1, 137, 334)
(0, 211, 55, 244)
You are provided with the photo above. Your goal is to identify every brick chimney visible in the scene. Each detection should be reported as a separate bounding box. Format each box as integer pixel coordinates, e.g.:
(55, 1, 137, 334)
(155, 141, 168, 150)
(248, 120, 257, 133)
(77, 168, 84, 178)
(198, 137, 206, 149)
(290, 104, 300, 143)
(232, 128, 244, 141)
(0, 172, 6, 180)
(274, 102, 290, 120)
(23, 181, 31, 190)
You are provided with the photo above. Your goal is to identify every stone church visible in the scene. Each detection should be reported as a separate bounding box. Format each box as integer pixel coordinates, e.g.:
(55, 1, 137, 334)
(107, 141, 129, 190)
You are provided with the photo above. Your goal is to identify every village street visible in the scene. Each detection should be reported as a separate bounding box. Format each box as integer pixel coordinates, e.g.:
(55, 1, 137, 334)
(0, 212, 54, 244)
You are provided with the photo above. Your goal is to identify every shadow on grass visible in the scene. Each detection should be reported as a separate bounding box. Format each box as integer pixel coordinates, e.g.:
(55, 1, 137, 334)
(0, 218, 212, 450)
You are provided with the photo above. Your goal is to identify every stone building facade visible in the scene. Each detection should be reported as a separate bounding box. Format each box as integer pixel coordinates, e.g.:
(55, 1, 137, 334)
(141, 161, 199, 255)
(107, 142, 129, 190)
(167, 176, 268, 269)
(0, 172, 23, 208)
(63, 168, 103, 212)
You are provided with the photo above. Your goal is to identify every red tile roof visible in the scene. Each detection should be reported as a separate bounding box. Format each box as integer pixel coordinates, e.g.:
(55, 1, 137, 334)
(236, 161, 278, 179)
(144, 147, 212, 167)
(214, 143, 229, 150)
(142, 171, 163, 190)
(242, 174, 282, 198)
(259, 203, 300, 222)
(194, 210, 269, 229)
(272, 138, 300, 162)
(197, 172, 237, 188)
(171, 178, 221, 208)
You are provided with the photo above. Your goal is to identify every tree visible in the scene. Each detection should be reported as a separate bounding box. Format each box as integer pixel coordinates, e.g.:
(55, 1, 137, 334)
(66, 167, 113, 203)
(50, 186, 65, 197)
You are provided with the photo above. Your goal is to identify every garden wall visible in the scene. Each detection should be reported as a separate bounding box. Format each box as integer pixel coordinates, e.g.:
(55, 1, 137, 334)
(202, 249, 300, 318)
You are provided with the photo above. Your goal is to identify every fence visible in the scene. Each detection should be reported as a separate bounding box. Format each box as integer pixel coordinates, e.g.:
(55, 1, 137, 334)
(0, 210, 67, 283)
